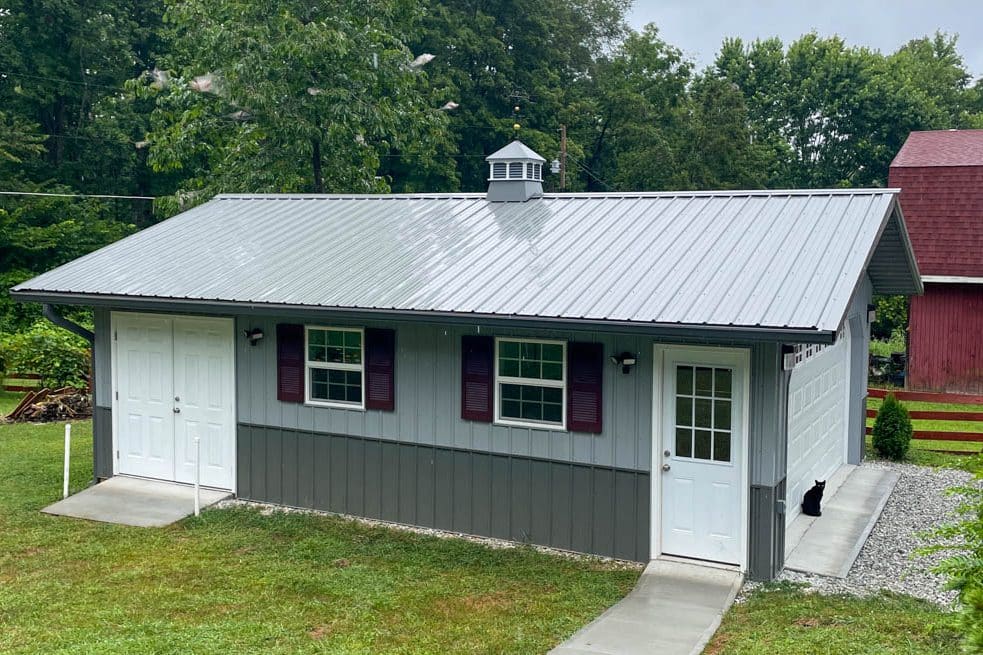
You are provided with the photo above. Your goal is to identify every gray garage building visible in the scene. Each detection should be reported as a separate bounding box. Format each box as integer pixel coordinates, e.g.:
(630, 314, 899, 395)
(12, 142, 921, 580)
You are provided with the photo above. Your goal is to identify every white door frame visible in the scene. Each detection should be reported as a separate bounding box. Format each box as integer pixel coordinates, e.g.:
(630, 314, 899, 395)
(110, 311, 237, 492)
(650, 343, 750, 571)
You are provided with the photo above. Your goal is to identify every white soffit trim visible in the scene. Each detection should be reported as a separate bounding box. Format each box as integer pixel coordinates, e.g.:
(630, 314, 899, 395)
(921, 275, 983, 284)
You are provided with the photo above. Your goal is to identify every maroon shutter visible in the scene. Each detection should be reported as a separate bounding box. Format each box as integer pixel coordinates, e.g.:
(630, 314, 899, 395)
(461, 335, 494, 422)
(365, 328, 396, 411)
(276, 323, 305, 402)
(567, 342, 603, 433)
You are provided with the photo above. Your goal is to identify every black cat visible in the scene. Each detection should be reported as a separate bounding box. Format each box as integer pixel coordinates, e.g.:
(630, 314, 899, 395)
(801, 480, 826, 517)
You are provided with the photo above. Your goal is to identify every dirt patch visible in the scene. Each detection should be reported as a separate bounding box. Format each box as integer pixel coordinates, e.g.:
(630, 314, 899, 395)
(332, 558, 351, 568)
(793, 616, 842, 628)
(703, 632, 730, 655)
(308, 624, 334, 640)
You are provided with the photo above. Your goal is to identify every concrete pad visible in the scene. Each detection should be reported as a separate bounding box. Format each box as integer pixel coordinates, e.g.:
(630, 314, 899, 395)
(550, 560, 743, 655)
(784, 466, 899, 578)
(42, 476, 231, 527)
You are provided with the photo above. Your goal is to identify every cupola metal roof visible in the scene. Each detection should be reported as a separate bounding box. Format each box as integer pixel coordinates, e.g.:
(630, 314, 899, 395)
(485, 140, 546, 162)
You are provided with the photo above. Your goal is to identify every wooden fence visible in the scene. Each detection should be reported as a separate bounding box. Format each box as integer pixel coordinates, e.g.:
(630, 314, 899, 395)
(2, 373, 41, 393)
(866, 387, 983, 449)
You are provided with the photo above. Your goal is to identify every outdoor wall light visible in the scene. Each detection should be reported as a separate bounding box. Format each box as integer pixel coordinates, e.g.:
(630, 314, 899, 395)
(244, 328, 264, 346)
(610, 351, 637, 374)
(867, 303, 877, 324)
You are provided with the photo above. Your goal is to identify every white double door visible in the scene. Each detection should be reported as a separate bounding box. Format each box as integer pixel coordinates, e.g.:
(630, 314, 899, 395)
(656, 346, 747, 566)
(114, 313, 236, 490)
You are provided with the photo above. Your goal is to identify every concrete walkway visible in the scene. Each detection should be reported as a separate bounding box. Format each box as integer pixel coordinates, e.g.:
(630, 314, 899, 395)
(550, 559, 743, 655)
(785, 465, 900, 578)
(43, 476, 230, 527)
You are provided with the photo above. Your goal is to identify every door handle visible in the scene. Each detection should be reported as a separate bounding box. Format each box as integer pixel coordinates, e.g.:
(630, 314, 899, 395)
(173, 407, 181, 414)
(662, 463, 671, 472)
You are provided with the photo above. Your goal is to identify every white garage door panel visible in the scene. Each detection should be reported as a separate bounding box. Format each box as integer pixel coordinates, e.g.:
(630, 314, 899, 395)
(113, 313, 236, 491)
(786, 327, 851, 526)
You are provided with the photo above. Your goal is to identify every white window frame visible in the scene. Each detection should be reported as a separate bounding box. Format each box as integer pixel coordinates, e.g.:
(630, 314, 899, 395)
(493, 337, 567, 430)
(304, 325, 366, 410)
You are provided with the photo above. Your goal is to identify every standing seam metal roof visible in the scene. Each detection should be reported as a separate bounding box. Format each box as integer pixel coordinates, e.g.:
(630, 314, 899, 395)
(12, 190, 920, 334)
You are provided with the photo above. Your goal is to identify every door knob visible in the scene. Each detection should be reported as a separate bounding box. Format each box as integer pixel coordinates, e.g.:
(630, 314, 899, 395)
(662, 463, 671, 472)
(173, 407, 181, 413)
(663, 449, 671, 457)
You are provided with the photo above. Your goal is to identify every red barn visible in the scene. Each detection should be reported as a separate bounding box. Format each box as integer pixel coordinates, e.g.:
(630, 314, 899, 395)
(889, 130, 983, 393)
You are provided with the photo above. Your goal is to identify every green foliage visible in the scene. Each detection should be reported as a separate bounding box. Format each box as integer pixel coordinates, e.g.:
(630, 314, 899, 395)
(871, 393, 913, 460)
(872, 295, 909, 340)
(924, 462, 983, 653)
(0, 321, 91, 389)
(138, 0, 454, 208)
(869, 326, 907, 357)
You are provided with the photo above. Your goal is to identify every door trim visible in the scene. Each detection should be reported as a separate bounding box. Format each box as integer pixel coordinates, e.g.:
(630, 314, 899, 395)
(650, 344, 750, 571)
(110, 311, 237, 493)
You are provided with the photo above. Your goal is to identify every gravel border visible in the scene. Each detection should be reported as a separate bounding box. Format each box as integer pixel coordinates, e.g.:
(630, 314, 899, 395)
(213, 498, 644, 572)
(742, 459, 973, 607)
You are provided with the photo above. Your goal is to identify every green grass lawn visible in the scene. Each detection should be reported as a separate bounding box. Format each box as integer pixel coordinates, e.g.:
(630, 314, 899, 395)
(0, 417, 639, 654)
(705, 583, 959, 655)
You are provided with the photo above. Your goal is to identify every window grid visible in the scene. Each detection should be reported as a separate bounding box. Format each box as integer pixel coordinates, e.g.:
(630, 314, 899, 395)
(305, 326, 364, 409)
(674, 365, 733, 463)
(495, 338, 566, 429)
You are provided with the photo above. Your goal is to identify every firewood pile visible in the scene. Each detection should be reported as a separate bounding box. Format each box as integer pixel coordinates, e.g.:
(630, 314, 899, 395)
(4, 388, 92, 422)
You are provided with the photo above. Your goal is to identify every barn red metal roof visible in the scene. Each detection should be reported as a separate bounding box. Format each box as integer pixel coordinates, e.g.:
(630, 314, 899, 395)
(891, 129, 983, 167)
(889, 130, 983, 278)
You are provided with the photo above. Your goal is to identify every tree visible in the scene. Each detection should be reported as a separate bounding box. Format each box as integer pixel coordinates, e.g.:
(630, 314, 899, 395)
(139, 0, 453, 207)
(713, 32, 983, 189)
(405, 0, 631, 192)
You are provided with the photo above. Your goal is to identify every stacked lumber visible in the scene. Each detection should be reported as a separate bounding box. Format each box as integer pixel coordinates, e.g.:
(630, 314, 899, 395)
(4, 388, 92, 422)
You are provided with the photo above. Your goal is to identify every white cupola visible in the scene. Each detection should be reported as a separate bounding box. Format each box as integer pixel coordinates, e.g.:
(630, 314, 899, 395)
(485, 140, 546, 202)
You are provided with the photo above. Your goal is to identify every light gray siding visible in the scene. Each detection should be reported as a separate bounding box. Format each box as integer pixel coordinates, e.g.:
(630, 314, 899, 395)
(236, 315, 657, 471)
(847, 275, 874, 464)
(93, 308, 111, 409)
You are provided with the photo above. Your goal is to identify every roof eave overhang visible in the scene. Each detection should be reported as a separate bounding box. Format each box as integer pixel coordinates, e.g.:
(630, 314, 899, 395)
(9, 290, 836, 344)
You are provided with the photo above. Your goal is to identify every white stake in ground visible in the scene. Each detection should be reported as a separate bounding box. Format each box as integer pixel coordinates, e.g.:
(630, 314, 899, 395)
(63, 423, 72, 499)
(193, 436, 201, 517)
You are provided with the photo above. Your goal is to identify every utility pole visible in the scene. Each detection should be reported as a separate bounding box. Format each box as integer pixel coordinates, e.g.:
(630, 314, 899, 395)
(560, 124, 567, 191)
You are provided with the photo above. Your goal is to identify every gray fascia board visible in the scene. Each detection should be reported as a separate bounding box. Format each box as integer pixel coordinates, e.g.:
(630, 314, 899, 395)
(9, 290, 836, 344)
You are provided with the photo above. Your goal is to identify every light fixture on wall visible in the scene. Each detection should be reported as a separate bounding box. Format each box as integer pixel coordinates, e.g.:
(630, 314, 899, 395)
(867, 303, 877, 324)
(244, 328, 264, 346)
(610, 351, 637, 374)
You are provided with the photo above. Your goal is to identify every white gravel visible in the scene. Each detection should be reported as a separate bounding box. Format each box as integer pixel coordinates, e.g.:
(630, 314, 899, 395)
(744, 459, 973, 607)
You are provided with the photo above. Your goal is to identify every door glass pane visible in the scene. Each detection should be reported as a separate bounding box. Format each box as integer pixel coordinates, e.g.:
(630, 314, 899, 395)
(676, 428, 692, 458)
(675, 396, 692, 426)
(676, 366, 693, 395)
(713, 431, 731, 462)
(694, 430, 712, 460)
(714, 400, 731, 430)
(694, 398, 712, 428)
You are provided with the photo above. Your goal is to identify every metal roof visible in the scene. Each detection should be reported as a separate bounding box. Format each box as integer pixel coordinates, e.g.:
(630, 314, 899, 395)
(485, 140, 546, 162)
(12, 189, 920, 336)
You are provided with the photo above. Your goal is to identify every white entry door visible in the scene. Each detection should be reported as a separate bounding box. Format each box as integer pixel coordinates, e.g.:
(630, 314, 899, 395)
(173, 317, 237, 489)
(116, 315, 175, 481)
(657, 347, 747, 565)
(114, 313, 236, 491)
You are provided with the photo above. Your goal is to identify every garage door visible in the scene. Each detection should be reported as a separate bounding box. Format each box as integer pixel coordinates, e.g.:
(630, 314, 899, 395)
(113, 313, 236, 490)
(786, 324, 851, 525)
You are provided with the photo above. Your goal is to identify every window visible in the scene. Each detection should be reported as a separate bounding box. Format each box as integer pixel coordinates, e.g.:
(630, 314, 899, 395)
(526, 162, 534, 178)
(492, 162, 506, 179)
(535, 163, 542, 180)
(508, 162, 523, 179)
(305, 326, 364, 409)
(674, 365, 732, 462)
(495, 338, 565, 428)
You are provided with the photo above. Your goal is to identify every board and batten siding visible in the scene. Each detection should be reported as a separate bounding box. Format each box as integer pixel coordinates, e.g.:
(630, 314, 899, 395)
(235, 316, 656, 471)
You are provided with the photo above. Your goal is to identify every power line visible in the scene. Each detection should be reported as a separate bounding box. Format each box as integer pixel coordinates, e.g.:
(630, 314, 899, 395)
(0, 190, 155, 201)
(567, 153, 613, 190)
(0, 70, 127, 92)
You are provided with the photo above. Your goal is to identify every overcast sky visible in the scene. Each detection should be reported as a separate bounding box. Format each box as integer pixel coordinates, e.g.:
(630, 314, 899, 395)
(629, 0, 983, 79)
